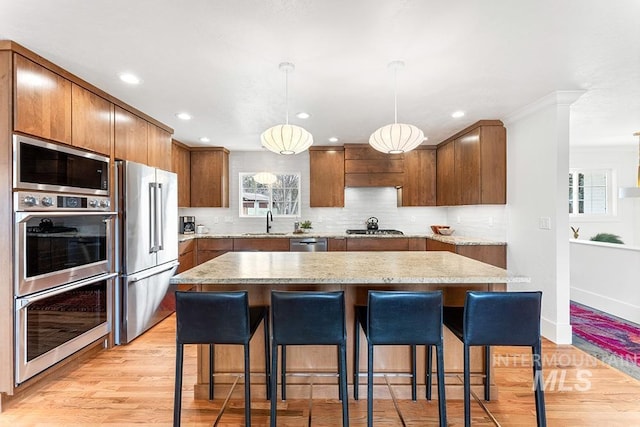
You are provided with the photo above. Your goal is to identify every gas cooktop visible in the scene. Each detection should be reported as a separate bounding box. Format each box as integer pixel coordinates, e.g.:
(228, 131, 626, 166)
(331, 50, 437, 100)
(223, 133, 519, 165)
(346, 229, 404, 235)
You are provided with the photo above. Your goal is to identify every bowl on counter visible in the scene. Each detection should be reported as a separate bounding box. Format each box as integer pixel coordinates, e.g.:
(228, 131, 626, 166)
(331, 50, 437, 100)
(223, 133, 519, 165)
(430, 225, 452, 235)
(437, 228, 455, 236)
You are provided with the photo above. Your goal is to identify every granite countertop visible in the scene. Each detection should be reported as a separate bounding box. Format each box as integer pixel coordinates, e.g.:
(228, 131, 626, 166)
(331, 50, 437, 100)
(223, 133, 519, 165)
(179, 232, 506, 245)
(170, 251, 527, 285)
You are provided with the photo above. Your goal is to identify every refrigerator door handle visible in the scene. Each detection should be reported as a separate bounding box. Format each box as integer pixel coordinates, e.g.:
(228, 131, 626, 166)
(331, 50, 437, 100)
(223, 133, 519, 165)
(149, 182, 158, 253)
(126, 261, 180, 283)
(156, 182, 164, 251)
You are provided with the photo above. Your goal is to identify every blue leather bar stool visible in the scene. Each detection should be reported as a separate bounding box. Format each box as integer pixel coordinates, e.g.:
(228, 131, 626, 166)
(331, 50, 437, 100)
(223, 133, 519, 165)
(354, 290, 447, 427)
(270, 290, 349, 427)
(443, 291, 546, 427)
(173, 291, 270, 427)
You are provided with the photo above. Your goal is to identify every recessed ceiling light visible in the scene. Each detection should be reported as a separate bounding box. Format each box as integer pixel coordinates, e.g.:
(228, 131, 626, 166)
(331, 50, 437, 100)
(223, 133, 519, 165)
(119, 73, 141, 85)
(328, 137, 339, 143)
(452, 110, 465, 118)
(199, 137, 210, 143)
(176, 112, 192, 120)
(296, 112, 311, 119)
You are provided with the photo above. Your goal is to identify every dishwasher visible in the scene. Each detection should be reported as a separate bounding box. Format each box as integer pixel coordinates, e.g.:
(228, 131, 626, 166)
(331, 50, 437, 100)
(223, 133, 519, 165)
(289, 237, 328, 252)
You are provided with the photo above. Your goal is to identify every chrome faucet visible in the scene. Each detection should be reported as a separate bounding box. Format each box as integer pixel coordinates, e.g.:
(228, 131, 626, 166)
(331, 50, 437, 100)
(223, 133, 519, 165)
(266, 210, 273, 233)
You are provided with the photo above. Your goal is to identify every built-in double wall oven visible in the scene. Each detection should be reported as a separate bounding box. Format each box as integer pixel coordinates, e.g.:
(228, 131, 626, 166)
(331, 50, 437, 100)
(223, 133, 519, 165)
(13, 134, 117, 384)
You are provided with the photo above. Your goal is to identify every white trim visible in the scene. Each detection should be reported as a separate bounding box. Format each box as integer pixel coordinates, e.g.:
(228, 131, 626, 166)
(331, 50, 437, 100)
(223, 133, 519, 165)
(571, 288, 640, 325)
(541, 316, 573, 345)
(504, 90, 586, 125)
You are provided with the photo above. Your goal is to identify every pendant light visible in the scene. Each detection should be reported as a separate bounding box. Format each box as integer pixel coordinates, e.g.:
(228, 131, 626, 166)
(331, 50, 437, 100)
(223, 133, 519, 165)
(261, 62, 313, 155)
(254, 172, 277, 185)
(618, 131, 640, 198)
(369, 60, 425, 154)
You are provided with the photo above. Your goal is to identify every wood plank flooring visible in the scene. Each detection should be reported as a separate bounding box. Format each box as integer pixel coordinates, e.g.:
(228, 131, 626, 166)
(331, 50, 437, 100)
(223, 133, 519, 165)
(1, 314, 639, 426)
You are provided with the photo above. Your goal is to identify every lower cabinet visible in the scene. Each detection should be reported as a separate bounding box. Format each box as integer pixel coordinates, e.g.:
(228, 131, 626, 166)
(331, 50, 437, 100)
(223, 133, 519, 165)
(426, 238, 506, 268)
(177, 240, 196, 273)
(197, 238, 233, 265)
(346, 238, 426, 251)
(232, 238, 290, 252)
(328, 238, 347, 251)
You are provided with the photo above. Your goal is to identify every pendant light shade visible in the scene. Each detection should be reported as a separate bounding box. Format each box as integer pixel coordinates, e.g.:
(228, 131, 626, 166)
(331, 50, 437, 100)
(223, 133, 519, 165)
(254, 172, 277, 185)
(369, 60, 425, 154)
(261, 62, 313, 155)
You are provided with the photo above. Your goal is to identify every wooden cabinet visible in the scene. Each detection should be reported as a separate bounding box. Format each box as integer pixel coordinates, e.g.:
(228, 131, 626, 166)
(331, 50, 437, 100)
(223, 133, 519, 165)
(71, 83, 112, 155)
(426, 238, 506, 268)
(14, 53, 72, 144)
(328, 238, 347, 251)
(346, 237, 426, 251)
(171, 140, 191, 207)
(436, 120, 506, 206)
(233, 238, 290, 252)
(147, 123, 172, 170)
(309, 146, 344, 207)
(344, 144, 404, 187)
(114, 106, 148, 163)
(197, 238, 233, 265)
(177, 240, 196, 273)
(398, 146, 436, 206)
(190, 148, 229, 207)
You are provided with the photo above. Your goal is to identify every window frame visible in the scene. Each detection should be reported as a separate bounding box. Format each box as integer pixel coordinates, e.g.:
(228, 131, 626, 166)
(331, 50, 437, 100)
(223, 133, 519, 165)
(238, 172, 301, 218)
(568, 168, 617, 220)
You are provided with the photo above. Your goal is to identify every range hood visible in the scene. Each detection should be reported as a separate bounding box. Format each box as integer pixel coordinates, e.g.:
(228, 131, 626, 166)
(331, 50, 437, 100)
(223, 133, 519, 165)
(618, 131, 640, 198)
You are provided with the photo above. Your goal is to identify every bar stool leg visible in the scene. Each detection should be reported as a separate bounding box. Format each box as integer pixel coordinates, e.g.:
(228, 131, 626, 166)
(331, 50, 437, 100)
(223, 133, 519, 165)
(435, 342, 447, 427)
(464, 344, 471, 427)
(263, 313, 271, 400)
(532, 343, 547, 427)
(209, 344, 215, 400)
(484, 346, 491, 401)
(244, 344, 252, 427)
(281, 345, 287, 400)
(426, 344, 433, 400)
(337, 347, 343, 401)
(339, 342, 349, 426)
(411, 344, 417, 401)
(174, 343, 184, 427)
(353, 315, 360, 400)
(367, 342, 374, 427)
(270, 342, 278, 427)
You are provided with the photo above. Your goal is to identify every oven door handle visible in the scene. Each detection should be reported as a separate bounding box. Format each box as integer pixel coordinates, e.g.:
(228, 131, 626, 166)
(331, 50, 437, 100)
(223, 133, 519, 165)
(15, 272, 118, 309)
(15, 211, 118, 223)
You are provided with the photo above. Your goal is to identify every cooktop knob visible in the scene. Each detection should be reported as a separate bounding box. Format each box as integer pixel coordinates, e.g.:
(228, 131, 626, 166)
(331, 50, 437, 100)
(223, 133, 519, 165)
(99, 199, 110, 208)
(40, 196, 54, 207)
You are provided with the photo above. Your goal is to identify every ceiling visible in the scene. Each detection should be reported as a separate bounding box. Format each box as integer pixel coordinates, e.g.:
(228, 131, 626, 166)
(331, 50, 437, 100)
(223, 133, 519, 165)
(1, 0, 639, 150)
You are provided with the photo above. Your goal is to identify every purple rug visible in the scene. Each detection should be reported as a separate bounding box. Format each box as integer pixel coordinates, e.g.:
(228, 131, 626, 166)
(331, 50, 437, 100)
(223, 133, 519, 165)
(570, 302, 640, 367)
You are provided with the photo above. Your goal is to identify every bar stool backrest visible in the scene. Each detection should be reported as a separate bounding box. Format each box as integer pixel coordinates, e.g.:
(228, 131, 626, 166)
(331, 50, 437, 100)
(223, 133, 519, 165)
(271, 291, 346, 345)
(175, 291, 251, 345)
(463, 291, 542, 346)
(367, 291, 443, 345)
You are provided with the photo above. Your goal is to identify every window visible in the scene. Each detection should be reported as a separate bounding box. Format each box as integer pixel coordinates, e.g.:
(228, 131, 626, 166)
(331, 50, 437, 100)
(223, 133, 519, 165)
(568, 169, 612, 216)
(239, 173, 300, 217)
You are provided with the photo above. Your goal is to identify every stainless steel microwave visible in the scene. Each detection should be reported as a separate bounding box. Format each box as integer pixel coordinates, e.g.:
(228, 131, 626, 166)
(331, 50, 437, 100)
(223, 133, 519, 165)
(13, 134, 109, 195)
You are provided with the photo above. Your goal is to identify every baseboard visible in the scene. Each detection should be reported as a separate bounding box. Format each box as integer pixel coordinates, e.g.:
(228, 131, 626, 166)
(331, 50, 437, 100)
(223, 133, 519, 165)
(541, 316, 573, 344)
(571, 288, 640, 324)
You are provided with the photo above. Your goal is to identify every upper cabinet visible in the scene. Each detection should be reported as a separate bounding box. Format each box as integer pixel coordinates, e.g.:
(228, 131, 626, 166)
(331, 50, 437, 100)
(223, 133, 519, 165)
(398, 146, 436, 207)
(71, 83, 112, 155)
(344, 144, 404, 187)
(114, 106, 148, 164)
(309, 146, 345, 207)
(436, 120, 506, 206)
(147, 122, 172, 170)
(171, 139, 191, 207)
(14, 53, 72, 144)
(190, 147, 229, 207)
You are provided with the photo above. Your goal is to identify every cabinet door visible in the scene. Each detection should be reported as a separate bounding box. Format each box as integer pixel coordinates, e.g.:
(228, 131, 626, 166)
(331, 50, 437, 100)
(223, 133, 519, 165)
(399, 147, 436, 206)
(436, 141, 456, 206)
(197, 238, 233, 264)
(147, 123, 172, 170)
(172, 141, 191, 207)
(479, 125, 506, 204)
(346, 238, 410, 251)
(455, 128, 481, 205)
(177, 240, 195, 273)
(310, 147, 344, 207)
(114, 106, 148, 163)
(190, 149, 229, 207)
(233, 238, 289, 251)
(14, 54, 72, 144)
(327, 238, 347, 251)
(71, 83, 112, 155)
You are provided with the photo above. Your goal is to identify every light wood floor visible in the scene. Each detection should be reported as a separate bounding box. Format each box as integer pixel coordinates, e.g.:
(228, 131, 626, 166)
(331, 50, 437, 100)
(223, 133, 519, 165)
(1, 315, 639, 426)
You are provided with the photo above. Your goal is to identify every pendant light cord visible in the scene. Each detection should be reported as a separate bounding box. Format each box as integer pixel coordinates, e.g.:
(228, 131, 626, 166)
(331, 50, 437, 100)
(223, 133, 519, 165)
(285, 66, 289, 125)
(393, 65, 398, 124)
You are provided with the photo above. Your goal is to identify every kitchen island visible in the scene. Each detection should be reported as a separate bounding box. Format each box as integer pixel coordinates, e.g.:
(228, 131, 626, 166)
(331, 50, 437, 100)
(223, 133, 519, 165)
(170, 251, 529, 400)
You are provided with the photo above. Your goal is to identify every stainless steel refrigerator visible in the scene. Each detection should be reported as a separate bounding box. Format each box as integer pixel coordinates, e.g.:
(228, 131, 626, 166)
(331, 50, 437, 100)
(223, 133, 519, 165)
(115, 161, 179, 344)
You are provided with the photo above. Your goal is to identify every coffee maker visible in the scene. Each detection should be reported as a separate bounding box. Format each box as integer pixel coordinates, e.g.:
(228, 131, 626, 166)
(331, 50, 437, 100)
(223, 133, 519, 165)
(179, 216, 196, 234)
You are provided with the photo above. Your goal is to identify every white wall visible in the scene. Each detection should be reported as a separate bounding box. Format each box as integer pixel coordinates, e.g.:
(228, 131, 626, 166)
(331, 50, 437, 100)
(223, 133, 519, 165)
(180, 150, 508, 239)
(569, 145, 640, 246)
(504, 91, 584, 344)
(570, 240, 640, 324)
